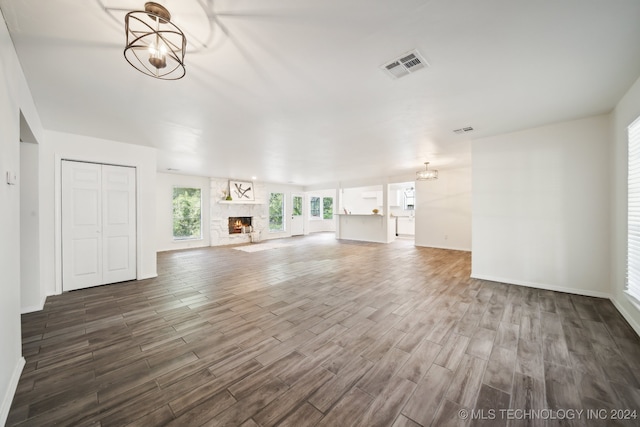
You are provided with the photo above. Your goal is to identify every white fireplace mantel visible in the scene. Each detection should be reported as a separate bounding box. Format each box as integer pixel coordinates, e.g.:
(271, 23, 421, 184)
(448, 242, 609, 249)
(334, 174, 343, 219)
(211, 177, 268, 246)
(217, 200, 263, 205)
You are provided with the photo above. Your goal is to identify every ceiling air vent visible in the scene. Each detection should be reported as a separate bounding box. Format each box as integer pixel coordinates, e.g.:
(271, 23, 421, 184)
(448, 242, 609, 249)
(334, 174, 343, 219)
(381, 49, 428, 79)
(453, 127, 474, 134)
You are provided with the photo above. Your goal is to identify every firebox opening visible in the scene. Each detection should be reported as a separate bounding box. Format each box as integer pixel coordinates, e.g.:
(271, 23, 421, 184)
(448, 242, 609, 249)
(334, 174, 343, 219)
(228, 217, 252, 234)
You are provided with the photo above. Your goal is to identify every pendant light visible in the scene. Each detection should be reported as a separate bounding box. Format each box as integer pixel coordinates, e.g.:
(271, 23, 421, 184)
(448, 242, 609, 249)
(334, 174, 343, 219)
(416, 162, 438, 180)
(124, 2, 186, 80)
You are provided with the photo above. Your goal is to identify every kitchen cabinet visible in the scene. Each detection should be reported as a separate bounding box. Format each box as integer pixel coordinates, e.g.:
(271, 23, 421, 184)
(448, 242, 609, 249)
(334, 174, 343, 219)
(397, 216, 415, 235)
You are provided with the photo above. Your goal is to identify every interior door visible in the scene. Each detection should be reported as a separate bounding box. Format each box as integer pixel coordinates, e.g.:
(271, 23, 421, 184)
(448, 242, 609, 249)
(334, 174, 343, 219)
(62, 161, 102, 291)
(102, 165, 136, 284)
(291, 194, 304, 236)
(62, 161, 136, 291)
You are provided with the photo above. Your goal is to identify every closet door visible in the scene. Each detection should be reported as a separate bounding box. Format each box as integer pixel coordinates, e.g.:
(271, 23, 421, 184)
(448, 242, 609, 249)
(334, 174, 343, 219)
(62, 161, 103, 291)
(102, 165, 136, 284)
(62, 161, 136, 291)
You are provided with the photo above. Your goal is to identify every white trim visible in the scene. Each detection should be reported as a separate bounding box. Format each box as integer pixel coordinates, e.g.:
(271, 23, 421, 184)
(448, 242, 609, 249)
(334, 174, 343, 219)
(416, 245, 471, 252)
(610, 296, 640, 337)
(217, 200, 263, 205)
(470, 274, 612, 299)
(56, 156, 143, 294)
(172, 186, 203, 241)
(626, 116, 640, 306)
(55, 154, 62, 294)
(624, 290, 640, 312)
(0, 357, 25, 426)
(20, 293, 49, 314)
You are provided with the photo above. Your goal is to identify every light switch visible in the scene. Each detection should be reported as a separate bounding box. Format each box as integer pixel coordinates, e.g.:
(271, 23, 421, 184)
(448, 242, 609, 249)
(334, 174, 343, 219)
(6, 171, 17, 185)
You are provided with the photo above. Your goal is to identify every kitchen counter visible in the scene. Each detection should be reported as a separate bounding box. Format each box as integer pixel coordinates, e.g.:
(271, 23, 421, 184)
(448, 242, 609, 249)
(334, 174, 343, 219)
(335, 214, 388, 243)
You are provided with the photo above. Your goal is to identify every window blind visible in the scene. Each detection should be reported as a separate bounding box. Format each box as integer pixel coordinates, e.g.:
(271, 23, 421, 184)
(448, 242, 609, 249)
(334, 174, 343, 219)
(627, 116, 640, 309)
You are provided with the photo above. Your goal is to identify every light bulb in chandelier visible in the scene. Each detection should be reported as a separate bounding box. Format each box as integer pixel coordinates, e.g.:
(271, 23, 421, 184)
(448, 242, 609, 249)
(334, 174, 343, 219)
(148, 42, 167, 69)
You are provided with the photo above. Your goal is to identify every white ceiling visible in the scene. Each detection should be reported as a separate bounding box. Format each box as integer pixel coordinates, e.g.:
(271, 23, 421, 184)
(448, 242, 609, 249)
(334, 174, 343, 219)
(2, 0, 640, 186)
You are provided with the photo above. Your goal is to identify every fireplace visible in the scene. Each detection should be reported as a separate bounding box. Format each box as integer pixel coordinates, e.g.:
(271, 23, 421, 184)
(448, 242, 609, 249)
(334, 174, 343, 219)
(228, 217, 252, 234)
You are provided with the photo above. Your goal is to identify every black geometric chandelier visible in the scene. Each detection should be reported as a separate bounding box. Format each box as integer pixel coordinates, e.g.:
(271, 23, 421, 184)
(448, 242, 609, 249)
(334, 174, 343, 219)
(124, 2, 186, 80)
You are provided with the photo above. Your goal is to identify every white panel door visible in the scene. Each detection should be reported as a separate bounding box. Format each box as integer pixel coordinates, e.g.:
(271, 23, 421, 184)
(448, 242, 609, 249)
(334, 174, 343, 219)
(102, 165, 136, 284)
(62, 161, 102, 291)
(291, 194, 304, 236)
(62, 161, 136, 291)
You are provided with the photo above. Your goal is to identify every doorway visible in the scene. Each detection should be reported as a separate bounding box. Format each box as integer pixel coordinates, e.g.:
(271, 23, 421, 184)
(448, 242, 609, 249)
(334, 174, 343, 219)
(391, 182, 416, 240)
(291, 194, 304, 236)
(61, 160, 136, 291)
(20, 112, 41, 312)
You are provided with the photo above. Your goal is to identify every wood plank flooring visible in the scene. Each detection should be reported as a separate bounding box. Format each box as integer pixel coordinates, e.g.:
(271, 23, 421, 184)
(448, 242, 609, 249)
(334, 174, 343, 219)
(7, 233, 640, 426)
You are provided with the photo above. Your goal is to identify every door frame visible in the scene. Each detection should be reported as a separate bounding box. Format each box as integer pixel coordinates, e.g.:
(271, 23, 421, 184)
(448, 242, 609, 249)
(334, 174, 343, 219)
(55, 156, 139, 294)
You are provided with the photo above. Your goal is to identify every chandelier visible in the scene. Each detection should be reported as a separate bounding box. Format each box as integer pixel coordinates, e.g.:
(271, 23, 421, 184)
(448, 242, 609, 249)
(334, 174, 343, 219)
(124, 2, 186, 80)
(416, 162, 438, 180)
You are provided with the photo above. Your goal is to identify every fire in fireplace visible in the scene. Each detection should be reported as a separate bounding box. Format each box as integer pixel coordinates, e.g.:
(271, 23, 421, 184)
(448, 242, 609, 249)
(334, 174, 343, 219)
(228, 217, 252, 234)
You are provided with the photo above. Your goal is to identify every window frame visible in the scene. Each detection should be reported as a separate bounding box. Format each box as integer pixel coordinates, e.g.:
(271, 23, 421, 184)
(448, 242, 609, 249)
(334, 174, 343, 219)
(627, 115, 640, 311)
(172, 186, 202, 241)
(293, 195, 303, 216)
(323, 197, 333, 220)
(404, 187, 415, 211)
(310, 196, 321, 218)
(269, 192, 285, 232)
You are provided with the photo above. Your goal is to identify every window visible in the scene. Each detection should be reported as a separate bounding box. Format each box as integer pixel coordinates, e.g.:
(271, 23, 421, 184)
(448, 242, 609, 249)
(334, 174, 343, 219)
(173, 187, 201, 240)
(323, 197, 333, 219)
(628, 117, 640, 309)
(293, 195, 302, 216)
(269, 192, 285, 232)
(310, 197, 321, 217)
(404, 187, 415, 210)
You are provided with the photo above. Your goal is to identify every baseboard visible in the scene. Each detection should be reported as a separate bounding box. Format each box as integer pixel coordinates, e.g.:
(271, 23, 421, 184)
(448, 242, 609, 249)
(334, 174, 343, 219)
(21, 304, 42, 314)
(415, 243, 472, 252)
(470, 274, 611, 299)
(20, 293, 49, 314)
(0, 357, 25, 426)
(609, 296, 640, 337)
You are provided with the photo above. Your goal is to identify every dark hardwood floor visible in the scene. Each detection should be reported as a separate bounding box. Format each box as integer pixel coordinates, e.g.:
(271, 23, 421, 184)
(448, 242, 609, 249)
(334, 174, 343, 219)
(7, 233, 640, 426)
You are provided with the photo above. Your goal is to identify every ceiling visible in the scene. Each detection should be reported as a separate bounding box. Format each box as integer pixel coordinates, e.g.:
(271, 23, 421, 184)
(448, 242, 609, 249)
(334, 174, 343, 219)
(2, 0, 640, 186)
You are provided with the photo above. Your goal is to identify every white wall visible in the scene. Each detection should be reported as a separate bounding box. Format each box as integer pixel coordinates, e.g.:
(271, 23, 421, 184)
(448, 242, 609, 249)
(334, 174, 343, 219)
(40, 131, 158, 296)
(612, 75, 640, 334)
(472, 115, 611, 297)
(0, 10, 44, 425)
(307, 188, 336, 233)
(415, 167, 472, 251)
(20, 142, 42, 313)
(341, 185, 383, 214)
(156, 172, 211, 251)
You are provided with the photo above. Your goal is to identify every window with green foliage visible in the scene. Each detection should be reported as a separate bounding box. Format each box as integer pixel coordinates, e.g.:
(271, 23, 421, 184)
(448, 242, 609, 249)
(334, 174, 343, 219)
(293, 196, 303, 216)
(173, 187, 201, 240)
(323, 197, 333, 219)
(310, 197, 321, 217)
(269, 192, 285, 231)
